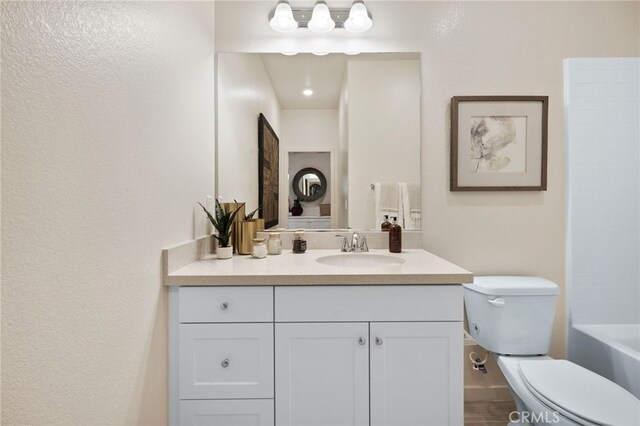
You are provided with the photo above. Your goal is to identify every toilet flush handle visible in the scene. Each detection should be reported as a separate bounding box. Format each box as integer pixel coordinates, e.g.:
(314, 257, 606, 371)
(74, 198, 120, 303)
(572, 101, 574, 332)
(487, 297, 505, 307)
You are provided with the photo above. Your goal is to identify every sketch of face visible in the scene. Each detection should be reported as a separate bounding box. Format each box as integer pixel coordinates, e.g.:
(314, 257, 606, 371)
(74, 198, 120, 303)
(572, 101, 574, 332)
(470, 116, 525, 173)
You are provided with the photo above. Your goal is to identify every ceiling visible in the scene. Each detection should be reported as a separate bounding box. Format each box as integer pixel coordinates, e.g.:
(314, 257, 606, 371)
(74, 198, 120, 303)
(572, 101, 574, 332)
(260, 53, 348, 109)
(260, 53, 420, 110)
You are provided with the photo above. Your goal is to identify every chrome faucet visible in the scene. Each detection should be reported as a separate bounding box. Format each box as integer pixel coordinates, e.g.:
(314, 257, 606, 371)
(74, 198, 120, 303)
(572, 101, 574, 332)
(336, 232, 369, 253)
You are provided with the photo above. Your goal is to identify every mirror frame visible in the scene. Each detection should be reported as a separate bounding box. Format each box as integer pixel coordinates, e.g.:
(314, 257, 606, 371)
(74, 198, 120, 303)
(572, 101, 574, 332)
(292, 167, 327, 202)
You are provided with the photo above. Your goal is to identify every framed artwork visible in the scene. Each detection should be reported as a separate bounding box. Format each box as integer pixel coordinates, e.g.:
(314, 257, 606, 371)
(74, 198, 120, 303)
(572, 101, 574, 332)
(258, 113, 280, 229)
(450, 96, 548, 191)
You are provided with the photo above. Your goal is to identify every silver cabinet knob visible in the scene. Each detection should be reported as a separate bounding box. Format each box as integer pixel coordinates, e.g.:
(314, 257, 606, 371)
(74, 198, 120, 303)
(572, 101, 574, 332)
(220, 301, 229, 311)
(358, 337, 366, 345)
(375, 337, 383, 345)
(221, 358, 229, 368)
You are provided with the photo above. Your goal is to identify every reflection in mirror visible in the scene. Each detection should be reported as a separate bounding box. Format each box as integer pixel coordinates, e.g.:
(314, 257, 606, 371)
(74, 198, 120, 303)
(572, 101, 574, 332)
(293, 167, 327, 202)
(216, 53, 421, 230)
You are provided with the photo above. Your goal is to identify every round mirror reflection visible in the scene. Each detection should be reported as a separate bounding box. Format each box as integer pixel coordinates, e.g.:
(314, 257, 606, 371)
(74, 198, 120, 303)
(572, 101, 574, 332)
(292, 168, 327, 202)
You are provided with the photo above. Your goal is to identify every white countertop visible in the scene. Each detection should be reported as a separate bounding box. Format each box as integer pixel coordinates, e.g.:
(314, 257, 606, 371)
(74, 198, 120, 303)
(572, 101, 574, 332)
(166, 249, 473, 286)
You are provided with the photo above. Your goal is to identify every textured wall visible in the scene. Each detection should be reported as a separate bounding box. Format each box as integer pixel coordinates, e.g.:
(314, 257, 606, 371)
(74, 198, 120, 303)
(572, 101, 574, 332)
(214, 0, 640, 397)
(1, 2, 214, 424)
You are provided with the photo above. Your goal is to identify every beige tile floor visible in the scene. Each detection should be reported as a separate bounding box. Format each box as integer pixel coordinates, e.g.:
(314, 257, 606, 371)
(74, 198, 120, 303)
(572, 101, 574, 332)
(465, 400, 516, 426)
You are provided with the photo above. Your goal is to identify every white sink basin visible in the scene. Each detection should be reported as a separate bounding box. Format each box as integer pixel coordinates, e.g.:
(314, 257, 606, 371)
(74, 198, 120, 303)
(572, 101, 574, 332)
(316, 253, 406, 268)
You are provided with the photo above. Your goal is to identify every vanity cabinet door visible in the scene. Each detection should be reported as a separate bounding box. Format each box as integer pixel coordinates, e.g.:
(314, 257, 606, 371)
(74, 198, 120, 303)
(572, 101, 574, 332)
(180, 400, 274, 426)
(275, 322, 369, 426)
(369, 322, 463, 426)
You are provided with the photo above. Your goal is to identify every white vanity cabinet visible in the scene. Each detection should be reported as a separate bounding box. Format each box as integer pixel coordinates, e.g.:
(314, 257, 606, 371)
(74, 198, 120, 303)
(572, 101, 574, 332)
(287, 216, 331, 229)
(170, 285, 463, 426)
(172, 286, 275, 426)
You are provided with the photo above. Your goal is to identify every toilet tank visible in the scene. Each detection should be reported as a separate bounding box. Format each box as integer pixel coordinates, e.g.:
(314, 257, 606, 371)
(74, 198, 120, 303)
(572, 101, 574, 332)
(463, 276, 559, 355)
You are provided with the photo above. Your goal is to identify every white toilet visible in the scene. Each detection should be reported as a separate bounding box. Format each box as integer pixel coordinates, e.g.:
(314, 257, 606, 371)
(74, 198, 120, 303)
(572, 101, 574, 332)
(464, 276, 640, 426)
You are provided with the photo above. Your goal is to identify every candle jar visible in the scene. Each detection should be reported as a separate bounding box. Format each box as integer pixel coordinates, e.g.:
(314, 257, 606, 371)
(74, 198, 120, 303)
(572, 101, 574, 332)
(251, 238, 267, 259)
(267, 233, 282, 255)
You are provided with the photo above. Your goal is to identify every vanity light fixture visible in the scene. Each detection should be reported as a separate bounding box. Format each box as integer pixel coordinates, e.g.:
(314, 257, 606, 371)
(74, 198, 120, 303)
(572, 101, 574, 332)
(308, 1, 335, 33)
(268, 0, 372, 33)
(270, 0, 298, 33)
(344, 0, 372, 33)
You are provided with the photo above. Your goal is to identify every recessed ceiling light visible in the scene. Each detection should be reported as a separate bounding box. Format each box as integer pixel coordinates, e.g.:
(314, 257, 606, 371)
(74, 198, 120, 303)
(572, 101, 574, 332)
(303, 89, 314, 96)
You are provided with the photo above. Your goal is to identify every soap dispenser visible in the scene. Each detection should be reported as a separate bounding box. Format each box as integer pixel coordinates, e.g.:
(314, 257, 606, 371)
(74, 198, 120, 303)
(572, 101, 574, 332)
(388, 217, 402, 253)
(381, 215, 391, 231)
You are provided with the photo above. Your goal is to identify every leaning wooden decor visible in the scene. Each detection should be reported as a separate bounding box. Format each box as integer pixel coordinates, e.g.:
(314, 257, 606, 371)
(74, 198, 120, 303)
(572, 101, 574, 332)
(258, 113, 280, 228)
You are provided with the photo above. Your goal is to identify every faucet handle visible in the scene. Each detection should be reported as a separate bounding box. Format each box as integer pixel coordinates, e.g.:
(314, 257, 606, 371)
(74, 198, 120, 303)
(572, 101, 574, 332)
(336, 234, 351, 252)
(358, 235, 369, 252)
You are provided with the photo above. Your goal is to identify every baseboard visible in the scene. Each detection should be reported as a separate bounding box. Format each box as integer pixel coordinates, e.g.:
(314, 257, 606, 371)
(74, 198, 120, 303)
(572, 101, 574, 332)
(464, 385, 512, 402)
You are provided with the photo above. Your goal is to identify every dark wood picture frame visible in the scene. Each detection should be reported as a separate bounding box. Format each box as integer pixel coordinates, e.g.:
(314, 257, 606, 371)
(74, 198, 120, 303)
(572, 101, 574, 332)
(451, 96, 548, 191)
(258, 113, 280, 229)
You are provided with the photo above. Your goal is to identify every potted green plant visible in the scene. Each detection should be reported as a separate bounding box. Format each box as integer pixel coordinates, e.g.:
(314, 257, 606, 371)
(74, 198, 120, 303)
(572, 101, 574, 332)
(199, 200, 243, 259)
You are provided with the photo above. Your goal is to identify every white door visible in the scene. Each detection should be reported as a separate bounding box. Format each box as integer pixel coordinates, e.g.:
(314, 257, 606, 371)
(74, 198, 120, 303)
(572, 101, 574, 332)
(275, 322, 369, 426)
(370, 322, 463, 426)
(180, 400, 274, 426)
(179, 323, 274, 399)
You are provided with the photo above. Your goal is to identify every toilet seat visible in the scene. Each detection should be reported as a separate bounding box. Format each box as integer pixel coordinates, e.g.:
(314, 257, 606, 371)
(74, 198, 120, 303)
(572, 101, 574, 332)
(518, 359, 640, 426)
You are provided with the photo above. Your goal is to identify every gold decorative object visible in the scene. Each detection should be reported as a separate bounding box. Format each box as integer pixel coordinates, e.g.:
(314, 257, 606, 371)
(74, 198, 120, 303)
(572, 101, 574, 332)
(221, 202, 245, 252)
(237, 220, 257, 255)
(250, 218, 265, 231)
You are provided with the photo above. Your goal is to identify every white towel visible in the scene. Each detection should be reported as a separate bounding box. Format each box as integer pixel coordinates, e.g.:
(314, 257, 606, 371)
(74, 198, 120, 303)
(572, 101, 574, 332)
(374, 183, 400, 227)
(399, 182, 421, 230)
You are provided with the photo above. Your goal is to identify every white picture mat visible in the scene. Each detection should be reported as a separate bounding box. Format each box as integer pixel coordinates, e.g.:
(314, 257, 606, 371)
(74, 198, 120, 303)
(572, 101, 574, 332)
(457, 101, 543, 187)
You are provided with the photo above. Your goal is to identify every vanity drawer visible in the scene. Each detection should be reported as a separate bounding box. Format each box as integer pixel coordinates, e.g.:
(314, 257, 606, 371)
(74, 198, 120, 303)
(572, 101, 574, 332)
(179, 286, 273, 323)
(179, 323, 274, 399)
(180, 400, 274, 426)
(275, 285, 462, 322)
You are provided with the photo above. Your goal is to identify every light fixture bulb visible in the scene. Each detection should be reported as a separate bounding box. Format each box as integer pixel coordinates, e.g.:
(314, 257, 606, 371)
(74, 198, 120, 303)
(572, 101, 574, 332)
(270, 1, 298, 33)
(308, 1, 335, 33)
(344, 1, 372, 33)
(303, 89, 314, 96)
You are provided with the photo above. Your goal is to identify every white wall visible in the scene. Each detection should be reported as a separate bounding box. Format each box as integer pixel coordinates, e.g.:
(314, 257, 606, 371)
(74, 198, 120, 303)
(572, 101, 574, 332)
(337, 75, 349, 229)
(215, 0, 639, 398)
(565, 58, 640, 328)
(280, 109, 338, 224)
(217, 53, 281, 213)
(1, 2, 215, 424)
(347, 59, 421, 230)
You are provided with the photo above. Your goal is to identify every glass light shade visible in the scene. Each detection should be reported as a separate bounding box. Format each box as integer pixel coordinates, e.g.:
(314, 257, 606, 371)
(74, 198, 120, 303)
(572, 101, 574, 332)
(344, 2, 372, 33)
(308, 2, 335, 33)
(270, 2, 298, 32)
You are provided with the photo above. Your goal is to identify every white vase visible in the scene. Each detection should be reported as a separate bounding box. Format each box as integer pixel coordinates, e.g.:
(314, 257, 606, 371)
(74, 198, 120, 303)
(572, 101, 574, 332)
(217, 246, 233, 260)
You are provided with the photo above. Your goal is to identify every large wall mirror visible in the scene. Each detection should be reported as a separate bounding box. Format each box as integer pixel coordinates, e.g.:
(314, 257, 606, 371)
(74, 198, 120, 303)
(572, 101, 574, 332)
(216, 53, 421, 230)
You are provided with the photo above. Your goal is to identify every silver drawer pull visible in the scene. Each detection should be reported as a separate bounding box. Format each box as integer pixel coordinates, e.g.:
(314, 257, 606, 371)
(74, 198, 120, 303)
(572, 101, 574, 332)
(375, 337, 383, 345)
(220, 301, 229, 311)
(358, 337, 366, 345)
(221, 358, 229, 368)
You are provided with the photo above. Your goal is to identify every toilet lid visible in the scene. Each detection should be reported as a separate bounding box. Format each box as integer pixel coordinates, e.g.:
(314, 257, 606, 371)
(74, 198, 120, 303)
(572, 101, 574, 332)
(518, 360, 640, 426)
